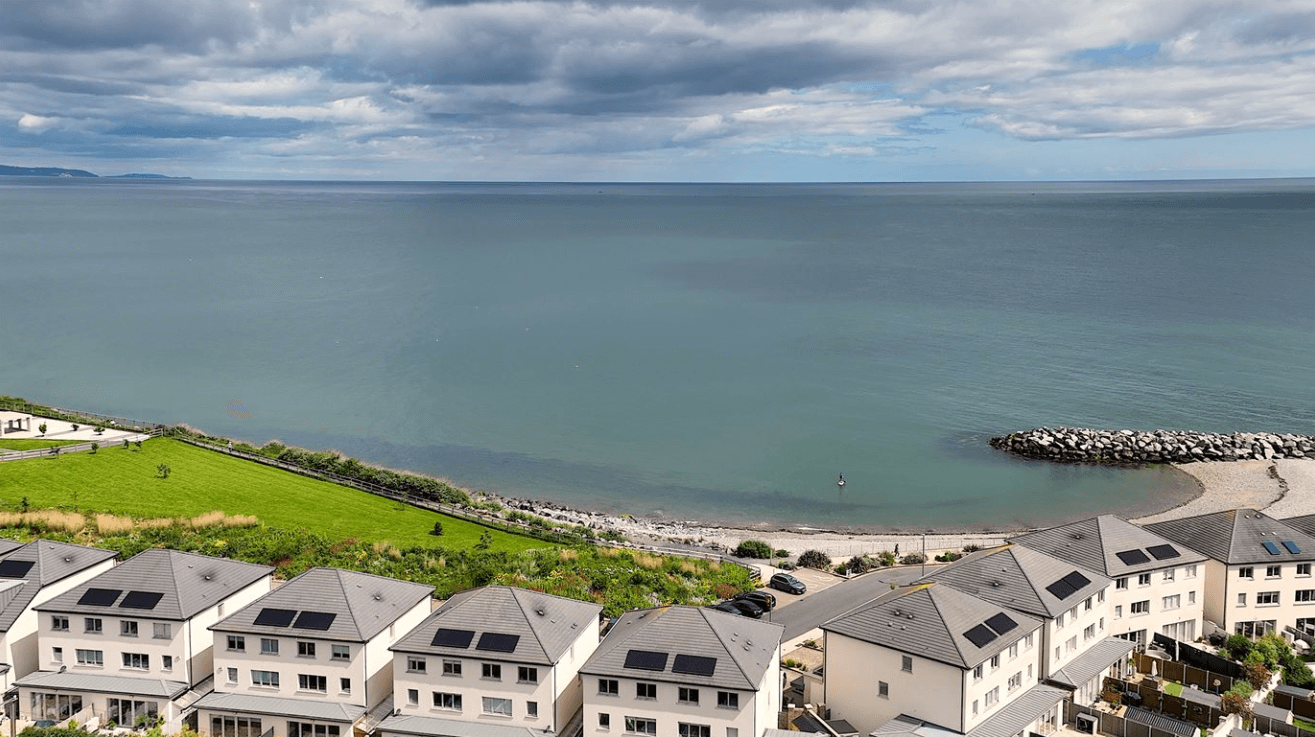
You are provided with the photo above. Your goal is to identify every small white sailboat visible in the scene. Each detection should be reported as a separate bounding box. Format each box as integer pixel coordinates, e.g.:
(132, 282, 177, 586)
(837, 474, 846, 489)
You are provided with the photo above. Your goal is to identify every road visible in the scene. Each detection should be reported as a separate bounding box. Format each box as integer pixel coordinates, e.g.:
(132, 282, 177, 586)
(770, 564, 942, 642)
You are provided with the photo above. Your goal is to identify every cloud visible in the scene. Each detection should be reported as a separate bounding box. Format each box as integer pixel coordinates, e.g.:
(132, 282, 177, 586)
(17, 113, 58, 133)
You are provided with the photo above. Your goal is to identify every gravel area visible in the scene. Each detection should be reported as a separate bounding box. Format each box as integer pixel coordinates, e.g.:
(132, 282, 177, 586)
(1133, 460, 1283, 524)
(1257, 459, 1315, 519)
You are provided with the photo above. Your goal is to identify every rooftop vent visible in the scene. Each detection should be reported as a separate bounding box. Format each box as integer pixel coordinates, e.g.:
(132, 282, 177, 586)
(535, 607, 546, 616)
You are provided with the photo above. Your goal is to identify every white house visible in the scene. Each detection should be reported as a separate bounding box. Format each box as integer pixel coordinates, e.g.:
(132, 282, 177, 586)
(579, 606, 782, 737)
(195, 567, 434, 737)
(1011, 515, 1208, 645)
(18, 549, 274, 728)
(378, 585, 603, 737)
(1147, 509, 1315, 638)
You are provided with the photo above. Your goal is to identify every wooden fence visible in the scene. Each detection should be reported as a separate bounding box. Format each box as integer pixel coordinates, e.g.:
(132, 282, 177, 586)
(1066, 702, 1183, 737)
(1133, 653, 1235, 694)
(1103, 677, 1223, 729)
(1272, 691, 1315, 721)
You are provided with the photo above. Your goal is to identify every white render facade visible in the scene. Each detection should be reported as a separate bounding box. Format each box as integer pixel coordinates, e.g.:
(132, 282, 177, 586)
(1108, 561, 1204, 644)
(581, 664, 778, 737)
(1043, 588, 1114, 677)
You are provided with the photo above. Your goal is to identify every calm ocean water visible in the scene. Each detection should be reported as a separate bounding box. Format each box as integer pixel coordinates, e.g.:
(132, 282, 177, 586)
(4, 178, 1315, 530)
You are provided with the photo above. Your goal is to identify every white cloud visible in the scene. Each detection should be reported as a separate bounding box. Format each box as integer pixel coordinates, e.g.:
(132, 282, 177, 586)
(17, 113, 58, 133)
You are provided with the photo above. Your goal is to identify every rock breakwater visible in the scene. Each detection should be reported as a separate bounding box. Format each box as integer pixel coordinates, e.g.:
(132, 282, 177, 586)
(990, 428, 1315, 464)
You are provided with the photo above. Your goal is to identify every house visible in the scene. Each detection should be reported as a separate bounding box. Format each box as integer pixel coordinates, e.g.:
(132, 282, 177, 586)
(1010, 515, 1208, 645)
(0, 540, 119, 692)
(1146, 509, 1315, 638)
(19, 549, 274, 728)
(578, 606, 782, 737)
(195, 567, 433, 737)
(378, 585, 603, 737)
(822, 581, 1052, 737)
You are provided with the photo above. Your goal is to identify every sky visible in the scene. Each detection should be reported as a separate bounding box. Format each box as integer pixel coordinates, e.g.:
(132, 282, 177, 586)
(2, 0, 1314, 182)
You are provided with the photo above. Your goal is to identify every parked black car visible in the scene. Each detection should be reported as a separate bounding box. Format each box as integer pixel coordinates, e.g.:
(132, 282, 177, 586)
(769, 572, 807, 594)
(726, 599, 766, 618)
(735, 590, 777, 611)
(708, 601, 741, 615)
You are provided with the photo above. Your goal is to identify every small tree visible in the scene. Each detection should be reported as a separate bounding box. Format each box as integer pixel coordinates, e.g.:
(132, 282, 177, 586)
(135, 440, 142, 450)
(733, 540, 773, 559)
(798, 549, 831, 570)
(430, 521, 444, 537)
(156, 463, 171, 479)
(123, 439, 130, 450)
(20, 496, 29, 513)
(475, 530, 493, 550)
(94, 423, 105, 435)
(38, 422, 47, 436)
(1225, 634, 1254, 662)
(1247, 659, 1273, 690)
(71, 423, 79, 432)
(90, 442, 99, 454)
(1221, 681, 1254, 719)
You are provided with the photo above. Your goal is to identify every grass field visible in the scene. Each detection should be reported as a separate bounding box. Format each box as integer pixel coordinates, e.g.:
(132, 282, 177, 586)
(0, 438, 85, 450)
(0, 438, 545, 553)
(1162, 681, 1183, 697)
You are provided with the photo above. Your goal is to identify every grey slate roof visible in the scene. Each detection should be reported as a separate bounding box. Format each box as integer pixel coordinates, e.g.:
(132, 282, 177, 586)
(1010, 515, 1208, 578)
(15, 670, 189, 699)
(212, 567, 433, 643)
(37, 548, 273, 621)
(0, 540, 24, 557)
(0, 540, 117, 633)
(1124, 707, 1196, 737)
(1253, 702, 1290, 721)
(1276, 684, 1315, 699)
(919, 545, 1110, 619)
(1047, 637, 1134, 689)
(1147, 509, 1315, 565)
(870, 684, 1066, 737)
(822, 583, 1043, 670)
(193, 692, 366, 722)
(391, 585, 601, 665)
(376, 713, 547, 737)
(580, 605, 782, 691)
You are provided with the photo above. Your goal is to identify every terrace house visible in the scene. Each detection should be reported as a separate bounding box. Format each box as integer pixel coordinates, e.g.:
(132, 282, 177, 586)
(1011, 515, 1208, 645)
(1147, 509, 1315, 638)
(579, 606, 782, 737)
(196, 567, 433, 737)
(378, 585, 603, 737)
(19, 549, 274, 728)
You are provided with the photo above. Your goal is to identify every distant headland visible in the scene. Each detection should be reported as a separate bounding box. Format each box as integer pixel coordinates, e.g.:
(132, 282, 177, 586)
(0, 164, 190, 179)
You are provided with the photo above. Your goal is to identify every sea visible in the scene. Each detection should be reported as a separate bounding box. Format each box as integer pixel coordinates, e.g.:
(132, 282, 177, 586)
(4, 177, 1315, 531)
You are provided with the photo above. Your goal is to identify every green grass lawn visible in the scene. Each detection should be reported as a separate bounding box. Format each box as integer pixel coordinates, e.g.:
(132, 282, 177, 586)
(0, 438, 544, 553)
(1295, 717, 1315, 733)
(0, 438, 85, 450)
(1163, 681, 1183, 697)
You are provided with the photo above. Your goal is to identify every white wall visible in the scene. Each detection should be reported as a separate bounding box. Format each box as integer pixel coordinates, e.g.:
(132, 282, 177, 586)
(1042, 586, 1113, 677)
(213, 632, 367, 707)
(0, 557, 116, 691)
(19, 685, 183, 723)
(581, 671, 763, 737)
(962, 629, 1043, 733)
(1224, 560, 1315, 635)
(185, 574, 273, 686)
(1109, 562, 1204, 643)
(823, 631, 963, 735)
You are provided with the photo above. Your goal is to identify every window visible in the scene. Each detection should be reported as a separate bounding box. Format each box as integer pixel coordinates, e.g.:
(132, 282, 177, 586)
(901, 655, 913, 672)
(153, 623, 171, 639)
(1240, 567, 1255, 579)
(1097, 589, 1105, 603)
(1114, 605, 1123, 619)
(1084, 597, 1093, 611)
(31, 693, 84, 721)
(340, 678, 350, 694)
(298, 674, 327, 692)
(985, 687, 999, 708)
(1189, 591, 1196, 604)
(678, 688, 699, 705)
(1116, 577, 1128, 590)
(599, 679, 619, 695)
(407, 657, 427, 673)
(432, 692, 461, 710)
(121, 620, 139, 637)
(1008, 643, 1018, 659)
(252, 670, 279, 688)
(1268, 565, 1282, 578)
(76, 649, 103, 666)
(1131, 600, 1150, 615)
(1299, 564, 1311, 577)
(84, 618, 102, 633)
(121, 652, 149, 670)
(679, 725, 710, 737)
(162, 655, 173, 670)
(527, 702, 538, 718)
(443, 660, 461, 676)
(109, 700, 158, 728)
(1137, 573, 1151, 586)
(717, 692, 739, 709)
(972, 700, 978, 717)
(1066, 636, 1077, 652)
(990, 654, 1000, 669)
(1025, 633, 1034, 649)
(482, 697, 512, 717)
(1055, 646, 1061, 661)
(518, 666, 538, 683)
(1297, 590, 1315, 603)
(286, 722, 337, 737)
(636, 682, 656, 699)
(332, 645, 349, 660)
(599, 714, 611, 730)
(297, 641, 316, 658)
(1084, 624, 1095, 641)
(1008, 672, 1022, 691)
(1163, 594, 1181, 610)
(1258, 591, 1280, 606)
(407, 690, 418, 707)
(1056, 612, 1064, 629)
(482, 663, 502, 680)
(260, 638, 279, 655)
(972, 664, 983, 681)
(52, 647, 63, 663)
(228, 635, 245, 652)
(625, 718, 656, 735)
(1238, 593, 1247, 606)
(878, 681, 889, 699)
(51, 616, 69, 631)
(227, 668, 238, 684)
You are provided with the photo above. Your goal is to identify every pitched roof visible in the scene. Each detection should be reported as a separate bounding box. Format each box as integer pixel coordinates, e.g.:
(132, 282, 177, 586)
(919, 544, 1110, 619)
(1125, 707, 1196, 737)
(194, 692, 366, 723)
(15, 670, 189, 699)
(1048, 637, 1134, 689)
(391, 585, 600, 665)
(1146, 509, 1315, 565)
(37, 548, 273, 620)
(871, 684, 1067, 737)
(580, 605, 782, 691)
(1011, 515, 1207, 578)
(0, 540, 117, 633)
(0, 540, 24, 557)
(212, 567, 432, 643)
(822, 583, 1043, 670)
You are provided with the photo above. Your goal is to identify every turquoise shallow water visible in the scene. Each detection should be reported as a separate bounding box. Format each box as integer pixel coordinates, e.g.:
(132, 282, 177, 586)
(3, 178, 1314, 530)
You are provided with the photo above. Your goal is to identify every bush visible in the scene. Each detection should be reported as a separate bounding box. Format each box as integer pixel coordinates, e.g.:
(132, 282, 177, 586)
(934, 551, 962, 562)
(1225, 634, 1254, 662)
(734, 540, 773, 559)
(879, 551, 896, 566)
(798, 550, 831, 570)
(90, 442, 99, 454)
(847, 555, 874, 574)
(1246, 660, 1273, 690)
(900, 552, 926, 565)
(1221, 681, 1254, 717)
(774, 549, 789, 558)
(156, 463, 171, 479)
(430, 521, 443, 536)
(777, 561, 795, 570)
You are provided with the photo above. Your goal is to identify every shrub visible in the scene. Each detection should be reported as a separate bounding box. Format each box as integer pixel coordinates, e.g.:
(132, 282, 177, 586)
(90, 442, 99, 454)
(963, 544, 982, 553)
(798, 550, 831, 570)
(1246, 660, 1273, 690)
(777, 561, 795, 570)
(834, 563, 848, 575)
(475, 530, 493, 550)
(847, 555, 874, 574)
(1221, 681, 1254, 717)
(934, 551, 961, 562)
(431, 521, 444, 536)
(879, 551, 896, 566)
(734, 540, 773, 559)
(156, 463, 171, 479)
(900, 552, 926, 565)
(1225, 634, 1255, 662)
(774, 549, 789, 558)
(38, 423, 47, 435)
(123, 439, 130, 450)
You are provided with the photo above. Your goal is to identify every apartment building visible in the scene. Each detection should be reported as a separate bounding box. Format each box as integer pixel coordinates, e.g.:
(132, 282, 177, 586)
(1147, 509, 1315, 638)
(378, 585, 603, 737)
(579, 606, 782, 737)
(1011, 515, 1208, 645)
(0, 540, 118, 692)
(196, 567, 433, 737)
(822, 581, 1054, 737)
(18, 549, 274, 726)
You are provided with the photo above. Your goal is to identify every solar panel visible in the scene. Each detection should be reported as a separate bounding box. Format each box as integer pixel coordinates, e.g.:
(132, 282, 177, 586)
(0, 560, 35, 578)
(253, 608, 297, 627)
(294, 611, 337, 631)
(476, 632, 521, 653)
(623, 649, 669, 671)
(1283, 541, 1303, 555)
(1045, 580, 1076, 600)
(963, 624, 998, 648)
(1263, 542, 1282, 556)
(119, 591, 164, 610)
(672, 654, 717, 677)
(984, 613, 1018, 635)
(78, 588, 122, 607)
(1062, 571, 1092, 591)
(1146, 544, 1180, 561)
(1115, 549, 1151, 566)
(431, 628, 475, 649)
